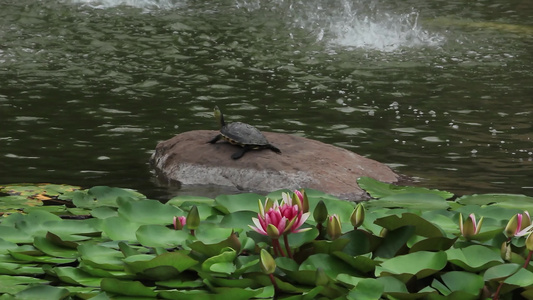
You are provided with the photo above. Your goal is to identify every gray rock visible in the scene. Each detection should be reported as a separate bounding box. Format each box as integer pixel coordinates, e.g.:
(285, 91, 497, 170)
(150, 130, 401, 200)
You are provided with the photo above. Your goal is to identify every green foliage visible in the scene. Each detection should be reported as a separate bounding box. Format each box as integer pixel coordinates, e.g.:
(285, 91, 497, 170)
(0, 179, 532, 299)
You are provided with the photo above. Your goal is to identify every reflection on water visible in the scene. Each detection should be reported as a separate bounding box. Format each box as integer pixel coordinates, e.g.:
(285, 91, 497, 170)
(1, 0, 532, 199)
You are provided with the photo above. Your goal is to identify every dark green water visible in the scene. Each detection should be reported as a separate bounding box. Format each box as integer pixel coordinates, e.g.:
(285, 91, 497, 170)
(1, 0, 532, 199)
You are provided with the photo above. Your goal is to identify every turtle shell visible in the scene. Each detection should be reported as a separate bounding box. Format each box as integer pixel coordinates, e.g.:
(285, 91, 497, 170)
(220, 122, 269, 146)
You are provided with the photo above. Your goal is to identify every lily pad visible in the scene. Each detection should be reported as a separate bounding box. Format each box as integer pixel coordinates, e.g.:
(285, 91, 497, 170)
(357, 177, 454, 199)
(446, 245, 503, 272)
(375, 251, 447, 282)
(100, 278, 157, 297)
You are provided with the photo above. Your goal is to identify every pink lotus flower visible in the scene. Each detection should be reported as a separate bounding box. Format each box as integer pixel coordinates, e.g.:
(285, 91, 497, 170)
(250, 193, 310, 238)
(250, 192, 311, 258)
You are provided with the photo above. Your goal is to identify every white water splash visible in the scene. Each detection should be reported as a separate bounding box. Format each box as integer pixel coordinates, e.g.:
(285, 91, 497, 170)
(327, 6, 445, 52)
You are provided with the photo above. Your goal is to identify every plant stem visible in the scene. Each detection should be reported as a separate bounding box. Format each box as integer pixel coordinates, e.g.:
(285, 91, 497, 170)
(272, 239, 285, 257)
(190, 229, 195, 236)
(283, 234, 293, 259)
(493, 281, 503, 300)
(524, 250, 533, 269)
(269, 273, 279, 294)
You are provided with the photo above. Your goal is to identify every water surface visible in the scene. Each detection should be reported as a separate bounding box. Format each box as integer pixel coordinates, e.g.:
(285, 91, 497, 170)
(1, 0, 532, 199)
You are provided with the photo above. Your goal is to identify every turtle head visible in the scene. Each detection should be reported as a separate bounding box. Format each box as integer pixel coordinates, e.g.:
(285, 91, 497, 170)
(214, 106, 225, 128)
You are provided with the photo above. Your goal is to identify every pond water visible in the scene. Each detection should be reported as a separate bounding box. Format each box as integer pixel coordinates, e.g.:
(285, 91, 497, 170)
(1, 0, 532, 199)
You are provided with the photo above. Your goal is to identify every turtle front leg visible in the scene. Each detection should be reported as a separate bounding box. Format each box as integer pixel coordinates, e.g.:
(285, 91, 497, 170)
(231, 147, 251, 160)
(208, 134, 222, 144)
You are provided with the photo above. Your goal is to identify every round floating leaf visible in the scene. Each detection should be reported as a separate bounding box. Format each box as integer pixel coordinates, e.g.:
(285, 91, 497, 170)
(9, 251, 76, 264)
(136, 225, 190, 248)
(219, 211, 258, 230)
(158, 289, 212, 300)
(52, 266, 103, 287)
(0, 226, 32, 244)
(374, 213, 444, 237)
(15, 285, 70, 300)
(78, 244, 124, 271)
(117, 198, 184, 225)
(202, 248, 237, 274)
(446, 245, 503, 272)
(409, 236, 457, 252)
(0, 275, 49, 294)
(124, 251, 198, 280)
(0, 238, 18, 255)
(214, 193, 265, 214)
(101, 216, 141, 242)
(347, 278, 384, 300)
(167, 195, 215, 207)
(100, 278, 157, 297)
(367, 193, 450, 210)
(484, 263, 522, 282)
(211, 287, 263, 300)
(432, 271, 484, 296)
(300, 253, 359, 278)
(33, 236, 78, 259)
(376, 251, 447, 282)
(504, 267, 533, 287)
(456, 193, 533, 206)
(357, 177, 454, 199)
(91, 206, 118, 219)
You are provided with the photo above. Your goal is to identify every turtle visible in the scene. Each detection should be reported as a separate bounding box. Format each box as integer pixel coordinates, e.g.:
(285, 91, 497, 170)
(208, 106, 281, 159)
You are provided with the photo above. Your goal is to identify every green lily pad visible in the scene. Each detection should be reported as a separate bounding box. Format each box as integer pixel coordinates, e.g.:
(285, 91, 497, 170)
(202, 247, 237, 274)
(214, 193, 265, 214)
(9, 251, 76, 264)
(33, 236, 79, 259)
(357, 177, 454, 199)
(71, 186, 145, 209)
(158, 289, 212, 300)
(101, 216, 141, 242)
(446, 245, 503, 272)
(367, 193, 450, 210)
(136, 225, 191, 248)
(14, 285, 70, 300)
(431, 271, 484, 296)
(374, 213, 444, 237)
(78, 244, 124, 271)
(375, 251, 447, 282)
(123, 251, 198, 280)
(504, 267, 533, 287)
(300, 253, 359, 278)
(0, 226, 32, 244)
(484, 263, 522, 282)
(347, 278, 384, 300)
(189, 230, 241, 257)
(0, 275, 49, 294)
(167, 195, 215, 207)
(100, 278, 157, 297)
(51, 266, 103, 287)
(456, 193, 533, 206)
(117, 198, 184, 225)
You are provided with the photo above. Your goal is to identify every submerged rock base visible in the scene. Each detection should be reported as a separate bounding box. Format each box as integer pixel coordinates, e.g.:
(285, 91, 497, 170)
(150, 130, 401, 200)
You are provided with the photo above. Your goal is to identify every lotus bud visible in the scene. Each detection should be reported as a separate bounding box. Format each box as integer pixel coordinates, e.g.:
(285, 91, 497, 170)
(260, 249, 276, 274)
(313, 200, 328, 224)
(504, 214, 520, 238)
(526, 232, 533, 252)
(327, 214, 342, 240)
(173, 216, 186, 230)
(350, 203, 365, 228)
(459, 213, 483, 240)
(294, 190, 309, 213)
(501, 241, 512, 261)
(186, 205, 200, 230)
(520, 211, 531, 232)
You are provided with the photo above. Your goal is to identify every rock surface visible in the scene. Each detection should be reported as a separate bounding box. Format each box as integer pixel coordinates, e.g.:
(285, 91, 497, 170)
(150, 130, 401, 200)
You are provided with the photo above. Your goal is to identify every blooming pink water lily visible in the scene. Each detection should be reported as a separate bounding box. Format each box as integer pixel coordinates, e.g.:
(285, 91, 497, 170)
(514, 211, 532, 237)
(250, 193, 311, 238)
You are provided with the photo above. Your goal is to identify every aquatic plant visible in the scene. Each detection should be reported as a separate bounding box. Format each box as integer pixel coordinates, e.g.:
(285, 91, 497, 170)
(0, 179, 533, 299)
